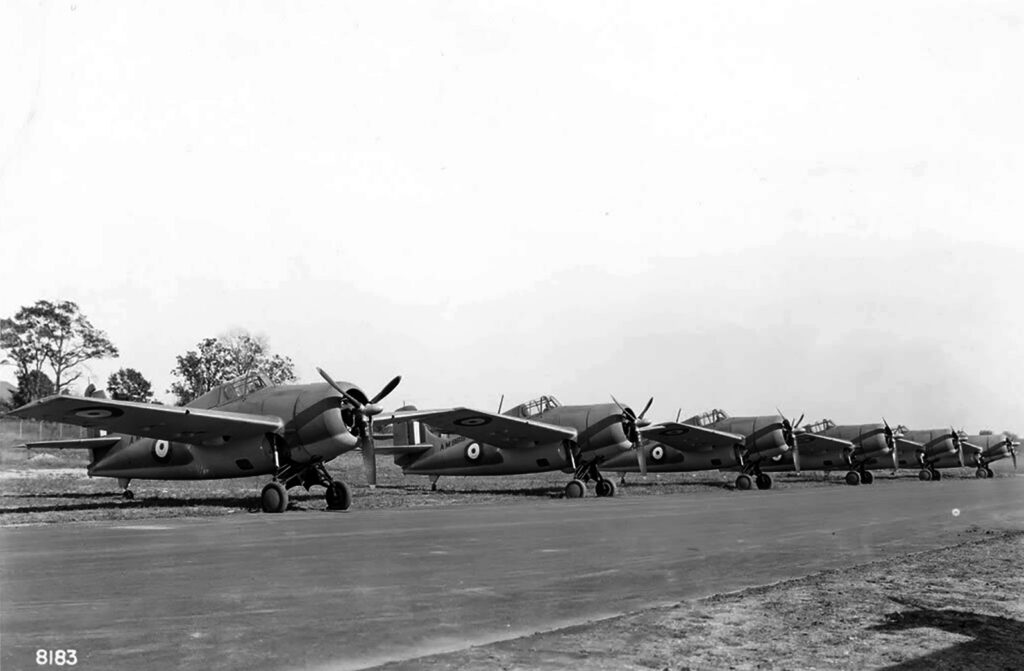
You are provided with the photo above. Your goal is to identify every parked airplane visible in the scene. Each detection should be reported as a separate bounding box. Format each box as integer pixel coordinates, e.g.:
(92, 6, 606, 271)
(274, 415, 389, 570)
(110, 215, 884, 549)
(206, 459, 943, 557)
(8, 369, 401, 513)
(957, 432, 1018, 478)
(790, 419, 899, 485)
(895, 427, 962, 481)
(601, 409, 803, 490)
(377, 394, 653, 498)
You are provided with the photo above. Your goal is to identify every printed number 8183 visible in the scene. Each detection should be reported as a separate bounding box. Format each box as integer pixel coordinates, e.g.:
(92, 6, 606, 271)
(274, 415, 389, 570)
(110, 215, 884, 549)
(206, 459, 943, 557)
(36, 650, 77, 666)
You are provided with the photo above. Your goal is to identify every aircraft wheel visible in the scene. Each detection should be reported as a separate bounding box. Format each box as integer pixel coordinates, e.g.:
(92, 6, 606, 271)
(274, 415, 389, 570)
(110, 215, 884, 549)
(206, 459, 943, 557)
(932, 470, 942, 481)
(755, 473, 772, 490)
(595, 479, 616, 498)
(261, 482, 288, 513)
(564, 479, 586, 499)
(918, 469, 932, 482)
(985, 467, 994, 478)
(325, 481, 352, 510)
(123, 489, 135, 500)
(735, 474, 753, 491)
(860, 470, 874, 485)
(845, 471, 861, 486)
(976, 468, 988, 479)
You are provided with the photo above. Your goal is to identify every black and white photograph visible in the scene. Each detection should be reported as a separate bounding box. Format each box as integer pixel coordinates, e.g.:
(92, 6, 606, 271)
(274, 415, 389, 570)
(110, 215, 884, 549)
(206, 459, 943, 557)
(1, 1, 1022, 669)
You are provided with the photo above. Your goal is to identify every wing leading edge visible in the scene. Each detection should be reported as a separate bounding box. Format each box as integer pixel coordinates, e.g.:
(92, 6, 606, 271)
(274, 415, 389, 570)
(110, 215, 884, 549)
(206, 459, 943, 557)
(9, 395, 284, 445)
(377, 408, 576, 450)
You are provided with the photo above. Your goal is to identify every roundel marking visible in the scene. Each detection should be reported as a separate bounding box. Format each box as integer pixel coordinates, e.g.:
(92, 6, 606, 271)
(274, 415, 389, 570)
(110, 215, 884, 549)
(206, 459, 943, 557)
(153, 440, 171, 462)
(650, 445, 665, 461)
(661, 427, 689, 437)
(454, 416, 491, 428)
(772, 453, 783, 462)
(73, 406, 124, 419)
(465, 442, 482, 460)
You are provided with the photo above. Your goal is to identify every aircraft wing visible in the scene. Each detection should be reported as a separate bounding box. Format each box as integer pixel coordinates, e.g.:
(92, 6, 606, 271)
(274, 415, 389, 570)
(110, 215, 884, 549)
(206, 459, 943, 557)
(376, 408, 576, 450)
(21, 436, 123, 450)
(9, 395, 284, 445)
(640, 422, 744, 451)
(896, 437, 925, 453)
(369, 444, 434, 455)
(794, 433, 853, 453)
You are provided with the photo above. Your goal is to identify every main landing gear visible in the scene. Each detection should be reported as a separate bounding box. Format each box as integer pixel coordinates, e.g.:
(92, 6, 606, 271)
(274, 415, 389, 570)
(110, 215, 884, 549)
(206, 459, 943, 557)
(261, 462, 353, 513)
(918, 467, 942, 482)
(118, 477, 134, 500)
(734, 470, 772, 491)
(565, 462, 617, 498)
(844, 469, 875, 486)
(975, 466, 995, 479)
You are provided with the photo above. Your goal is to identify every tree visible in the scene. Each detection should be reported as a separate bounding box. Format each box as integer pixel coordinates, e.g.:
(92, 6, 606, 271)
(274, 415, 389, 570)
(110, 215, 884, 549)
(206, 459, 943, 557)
(107, 367, 154, 402)
(1, 300, 119, 395)
(7, 370, 54, 408)
(169, 330, 296, 405)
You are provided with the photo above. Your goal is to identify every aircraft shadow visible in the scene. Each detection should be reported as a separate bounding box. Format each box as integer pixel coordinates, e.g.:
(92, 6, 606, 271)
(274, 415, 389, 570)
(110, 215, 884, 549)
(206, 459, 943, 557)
(870, 598, 1024, 670)
(0, 492, 327, 515)
(404, 485, 565, 499)
(616, 478, 736, 492)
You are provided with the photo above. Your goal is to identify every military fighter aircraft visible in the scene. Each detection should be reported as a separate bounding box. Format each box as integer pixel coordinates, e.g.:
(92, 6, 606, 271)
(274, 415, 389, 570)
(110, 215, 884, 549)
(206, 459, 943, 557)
(601, 409, 803, 490)
(894, 427, 963, 481)
(8, 368, 401, 513)
(955, 432, 1018, 478)
(376, 394, 653, 498)
(781, 419, 900, 485)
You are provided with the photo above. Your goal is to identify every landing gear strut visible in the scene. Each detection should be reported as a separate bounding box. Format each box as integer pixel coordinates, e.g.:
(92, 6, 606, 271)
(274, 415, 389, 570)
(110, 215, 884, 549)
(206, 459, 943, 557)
(117, 477, 134, 500)
(267, 461, 353, 513)
(566, 461, 617, 498)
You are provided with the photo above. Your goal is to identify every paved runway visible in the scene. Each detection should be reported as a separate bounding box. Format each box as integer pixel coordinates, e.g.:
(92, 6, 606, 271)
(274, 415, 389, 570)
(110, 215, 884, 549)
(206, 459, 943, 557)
(2, 477, 1022, 671)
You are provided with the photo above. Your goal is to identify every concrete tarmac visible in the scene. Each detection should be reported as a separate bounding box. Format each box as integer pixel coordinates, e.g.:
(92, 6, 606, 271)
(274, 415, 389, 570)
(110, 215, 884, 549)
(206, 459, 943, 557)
(1, 477, 1022, 671)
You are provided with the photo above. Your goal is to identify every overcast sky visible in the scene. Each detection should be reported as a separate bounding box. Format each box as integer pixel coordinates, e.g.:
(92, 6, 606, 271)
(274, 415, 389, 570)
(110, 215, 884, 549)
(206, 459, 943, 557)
(1, 1, 1022, 431)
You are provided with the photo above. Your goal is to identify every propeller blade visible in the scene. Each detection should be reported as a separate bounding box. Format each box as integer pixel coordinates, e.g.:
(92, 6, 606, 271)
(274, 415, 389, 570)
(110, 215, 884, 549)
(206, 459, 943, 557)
(792, 437, 801, 473)
(362, 418, 377, 488)
(316, 367, 365, 409)
(610, 394, 634, 419)
(638, 397, 654, 420)
(369, 375, 402, 405)
(675, 408, 682, 423)
(794, 413, 804, 430)
(637, 440, 647, 476)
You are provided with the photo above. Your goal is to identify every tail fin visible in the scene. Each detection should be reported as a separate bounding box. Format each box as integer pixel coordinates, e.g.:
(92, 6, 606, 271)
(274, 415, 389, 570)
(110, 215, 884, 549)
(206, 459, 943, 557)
(377, 405, 437, 468)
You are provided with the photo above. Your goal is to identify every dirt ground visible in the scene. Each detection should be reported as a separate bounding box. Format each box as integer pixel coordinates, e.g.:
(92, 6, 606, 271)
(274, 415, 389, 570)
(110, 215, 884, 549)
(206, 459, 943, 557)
(369, 528, 1024, 671)
(1, 448, 1014, 526)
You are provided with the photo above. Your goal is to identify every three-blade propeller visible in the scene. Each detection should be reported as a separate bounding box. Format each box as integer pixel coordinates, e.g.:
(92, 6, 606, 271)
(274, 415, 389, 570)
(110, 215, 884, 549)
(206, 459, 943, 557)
(612, 395, 654, 476)
(777, 408, 804, 473)
(317, 367, 402, 488)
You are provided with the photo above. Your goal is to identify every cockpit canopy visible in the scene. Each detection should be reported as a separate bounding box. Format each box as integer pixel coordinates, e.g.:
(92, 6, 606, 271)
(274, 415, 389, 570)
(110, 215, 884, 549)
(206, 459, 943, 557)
(190, 372, 272, 408)
(506, 395, 561, 419)
(683, 409, 729, 427)
(806, 418, 836, 434)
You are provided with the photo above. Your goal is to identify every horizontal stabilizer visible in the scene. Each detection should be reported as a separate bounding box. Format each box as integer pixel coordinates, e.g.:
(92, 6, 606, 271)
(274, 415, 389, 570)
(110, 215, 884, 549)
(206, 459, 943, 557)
(21, 436, 123, 450)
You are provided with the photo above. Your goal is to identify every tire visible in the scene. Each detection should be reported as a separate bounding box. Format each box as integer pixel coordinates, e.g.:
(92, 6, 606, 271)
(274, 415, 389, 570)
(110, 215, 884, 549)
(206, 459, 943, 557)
(123, 489, 135, 500)
(932, 470, 942, 481)
(325, 481, 352, 510)
(860, 470, 874, 485)
(845, 471, 861, 486)
(564, 479, 586, 499)
(735, 474, 753, 490)
(595, 479, 616, 498)
(918, 469, 932, 481)
(755, 473, 772, 490)
(976, 468, 988, 479)
(985, 467, 994, 478)
(261, 482, 288, 513)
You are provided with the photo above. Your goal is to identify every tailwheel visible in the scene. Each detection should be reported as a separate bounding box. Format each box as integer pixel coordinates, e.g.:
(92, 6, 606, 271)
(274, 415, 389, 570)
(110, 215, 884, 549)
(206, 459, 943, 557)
(564, 479, 586, 499)
(976, 467, 988, 479)
(860, 470, 874, 485)
(985, 467, 994, 478)
(918, 469, 933, 482)
(122, 489, 135, 500)
(325, 481, 352, 510)
(595, 479, 616, 498)
(261, 482, 288, 513)
(755, 473, 772, 490)
(845, 471, 861, 486)
(735, 474, 753, 490)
